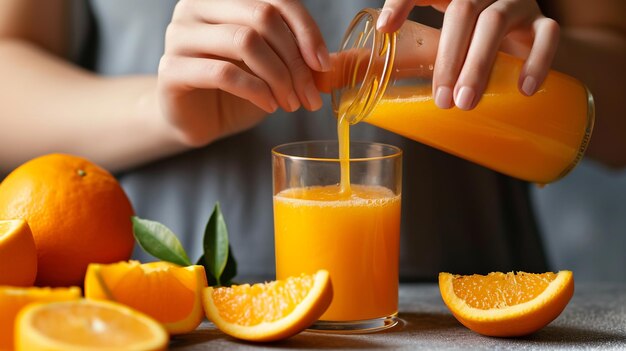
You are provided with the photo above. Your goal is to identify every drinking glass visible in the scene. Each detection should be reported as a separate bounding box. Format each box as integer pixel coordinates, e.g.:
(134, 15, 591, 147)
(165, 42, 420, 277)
(273, 140, 402, 332)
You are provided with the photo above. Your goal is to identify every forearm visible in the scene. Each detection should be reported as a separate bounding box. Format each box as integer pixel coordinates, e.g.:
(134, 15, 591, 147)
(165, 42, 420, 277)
(552, 27, 626, 168)
(0, 39, 188, 174)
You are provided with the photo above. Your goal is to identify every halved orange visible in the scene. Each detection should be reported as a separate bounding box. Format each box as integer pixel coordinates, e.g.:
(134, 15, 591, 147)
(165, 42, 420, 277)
(0, 286, 81, 350)
(439, 270, 574, 337)
(0, 219, 37, 286)
(203, 270, 333, 342)
(84, 260, 207, 334)
(14, 299, 168, 351)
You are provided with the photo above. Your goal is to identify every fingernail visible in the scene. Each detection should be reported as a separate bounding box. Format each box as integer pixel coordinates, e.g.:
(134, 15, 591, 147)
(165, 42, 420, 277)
(521, 75, 537, 96)
(287, 92, 300, 111)
(377, 10, 391, 30)
(316, 45, 331, 72)
(269, 98, 278, 112)
(455, 86, 476, 110)
(434, 86, 453, 109)
(304, 82, 322, 110)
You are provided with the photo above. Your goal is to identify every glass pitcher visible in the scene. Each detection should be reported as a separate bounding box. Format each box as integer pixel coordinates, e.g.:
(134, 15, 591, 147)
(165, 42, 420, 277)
(330, 8, 594, 184)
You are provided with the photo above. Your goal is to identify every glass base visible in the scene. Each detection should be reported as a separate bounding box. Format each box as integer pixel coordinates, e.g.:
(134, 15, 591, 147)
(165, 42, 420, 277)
(306, 313, 398, 334)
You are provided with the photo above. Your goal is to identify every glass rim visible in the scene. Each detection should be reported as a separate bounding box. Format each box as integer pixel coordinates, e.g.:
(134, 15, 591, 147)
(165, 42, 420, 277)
(331, 8, 396, 125)
(272, 140, 402, 162)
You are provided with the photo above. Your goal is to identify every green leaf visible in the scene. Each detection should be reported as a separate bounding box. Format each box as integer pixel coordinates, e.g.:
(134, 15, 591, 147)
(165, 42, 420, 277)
(197, 245, 237, 286)
(220, 245, 238, 285)
(131, 216, 192, 266)
(202, 203, 230, 286)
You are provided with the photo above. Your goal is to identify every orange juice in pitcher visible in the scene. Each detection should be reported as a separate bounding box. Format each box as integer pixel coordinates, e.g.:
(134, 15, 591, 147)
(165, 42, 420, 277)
(329, 8, 594, 184)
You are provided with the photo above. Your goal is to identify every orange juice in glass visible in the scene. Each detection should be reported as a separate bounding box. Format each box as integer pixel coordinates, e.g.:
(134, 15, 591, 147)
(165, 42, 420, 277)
(273, 141, 402, 332)
(328, 8, 594, 184)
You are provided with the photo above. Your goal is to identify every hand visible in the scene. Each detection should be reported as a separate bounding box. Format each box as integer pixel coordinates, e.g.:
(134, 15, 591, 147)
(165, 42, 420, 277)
(378, 0, 559, 110)
(157, 0, 330, 146)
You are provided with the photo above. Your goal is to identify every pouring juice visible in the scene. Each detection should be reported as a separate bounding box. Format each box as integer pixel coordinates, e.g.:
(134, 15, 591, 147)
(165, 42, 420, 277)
(330, 8, 594, 184)
(272, 140, 402, 329)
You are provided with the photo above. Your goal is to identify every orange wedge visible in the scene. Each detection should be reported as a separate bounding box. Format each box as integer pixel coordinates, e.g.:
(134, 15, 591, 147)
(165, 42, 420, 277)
(0, 286, 81, 350)
(84, 260, 207, 334)
(439, 271, 574, 337)
(203, 270, 333, 342)
(14, 299, 168, 351)
(0, 219, 37, 286)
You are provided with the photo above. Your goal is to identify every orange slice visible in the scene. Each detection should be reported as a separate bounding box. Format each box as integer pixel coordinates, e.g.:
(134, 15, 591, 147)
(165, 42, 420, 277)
(0, 219, 37, 286)
(203, 270, 333, 342)
(14, 299, 168, 351)
(0, 286, 81, 350)
(84, 260, 207, 334)
(439, 270, 574, 337)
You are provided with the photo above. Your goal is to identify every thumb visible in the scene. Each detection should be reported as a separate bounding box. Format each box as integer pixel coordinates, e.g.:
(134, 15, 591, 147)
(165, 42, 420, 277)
(377, 0, 416, 32)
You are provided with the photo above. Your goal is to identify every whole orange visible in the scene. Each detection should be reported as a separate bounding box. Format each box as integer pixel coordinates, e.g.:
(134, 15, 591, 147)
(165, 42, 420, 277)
(0, 154, 135, 287)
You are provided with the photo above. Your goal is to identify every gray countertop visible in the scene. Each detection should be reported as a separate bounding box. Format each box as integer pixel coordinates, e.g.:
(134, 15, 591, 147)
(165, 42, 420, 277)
(170, 283, 626, 350)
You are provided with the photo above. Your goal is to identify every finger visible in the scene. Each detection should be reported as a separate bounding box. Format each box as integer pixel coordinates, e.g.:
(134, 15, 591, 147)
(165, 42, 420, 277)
(519, 17, 559, 96)
(452, 0, 532, 110)
(432, 0, 495, 109)
(181, 0, 322, 110)
(311, 52, 356, 95)
(159, 55, 278, 113)
(378, 1, 453, 32)
(263, 0, 331, 72)
(166, 22, 301, 112)
(254, 0, 323, 110)
(377, 0, 416, 32)
(182, 0, 329, 72)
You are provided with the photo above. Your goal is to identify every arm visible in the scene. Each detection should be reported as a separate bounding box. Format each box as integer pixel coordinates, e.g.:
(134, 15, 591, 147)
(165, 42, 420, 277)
(549, 0, 626, 168)
(0, 0, 329, 173)
(0, 0, 185, 173)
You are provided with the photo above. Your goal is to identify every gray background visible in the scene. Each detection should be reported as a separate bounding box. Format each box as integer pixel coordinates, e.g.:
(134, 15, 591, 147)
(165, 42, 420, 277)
(533, 160, 626, 282)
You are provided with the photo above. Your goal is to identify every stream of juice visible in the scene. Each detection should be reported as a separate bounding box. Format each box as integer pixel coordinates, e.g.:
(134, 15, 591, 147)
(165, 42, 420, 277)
(337, 114, 351, 196)
(273, 96, 400, 321)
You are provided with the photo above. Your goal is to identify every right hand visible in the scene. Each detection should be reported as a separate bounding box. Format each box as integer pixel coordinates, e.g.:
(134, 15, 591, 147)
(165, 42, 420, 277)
(377, 0, 560, 110)
(157, 0, 330, 146)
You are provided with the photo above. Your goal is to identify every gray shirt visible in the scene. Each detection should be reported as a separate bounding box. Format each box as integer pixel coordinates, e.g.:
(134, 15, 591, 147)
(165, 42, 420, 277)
(75, 0, 547, 281)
